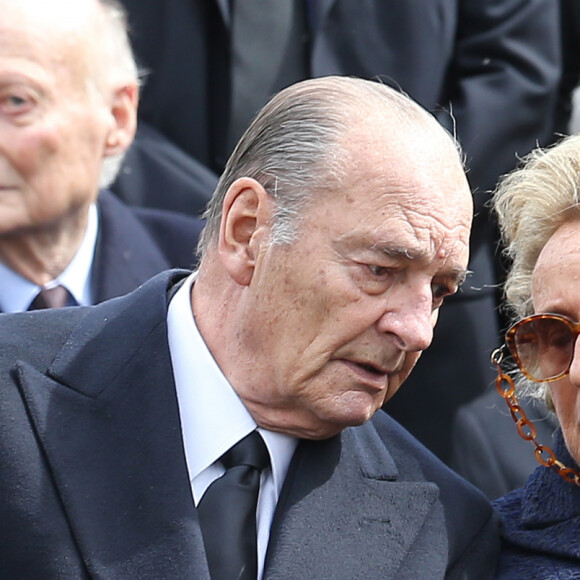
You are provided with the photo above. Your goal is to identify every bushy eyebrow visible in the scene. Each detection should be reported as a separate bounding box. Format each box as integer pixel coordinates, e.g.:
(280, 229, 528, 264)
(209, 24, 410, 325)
(379, 244, 421, 261)
(373, 243, 469, 287)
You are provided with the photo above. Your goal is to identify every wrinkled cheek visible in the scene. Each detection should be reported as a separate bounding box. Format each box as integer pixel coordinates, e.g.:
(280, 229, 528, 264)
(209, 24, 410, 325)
(13, 130, 60, 186)
(280, 268, 335, 327)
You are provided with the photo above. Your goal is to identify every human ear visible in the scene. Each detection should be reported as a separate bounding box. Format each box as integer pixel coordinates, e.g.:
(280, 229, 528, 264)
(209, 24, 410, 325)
(104, 83, 138, 155)
(219, 177, 273, 285)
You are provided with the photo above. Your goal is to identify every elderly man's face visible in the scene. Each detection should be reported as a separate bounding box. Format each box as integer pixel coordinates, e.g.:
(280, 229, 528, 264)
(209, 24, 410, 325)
(0, 4, 113, 237)
(231, 123, 472, 440)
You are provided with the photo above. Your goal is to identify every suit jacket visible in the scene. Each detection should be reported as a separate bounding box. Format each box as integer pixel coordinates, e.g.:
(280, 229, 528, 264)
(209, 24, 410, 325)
(111, 123, 217, 218)
(71, 189, 201, 304)
(492, 430, 580, 577)
(449, 389, 559, 500)
(0, 270, 499, 579)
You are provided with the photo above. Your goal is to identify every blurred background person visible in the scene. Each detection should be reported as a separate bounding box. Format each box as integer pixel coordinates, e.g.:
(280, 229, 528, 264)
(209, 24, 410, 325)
(449, 385, 558, 499)
(0, 0, 203, 314)
(490, 134, 580, 576)
(117, 0, 561, 464)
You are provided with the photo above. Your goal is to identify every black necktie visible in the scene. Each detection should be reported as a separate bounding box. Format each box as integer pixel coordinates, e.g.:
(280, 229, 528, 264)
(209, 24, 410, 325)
(198, 431, 270, 580)
(28, 285, 70, 310)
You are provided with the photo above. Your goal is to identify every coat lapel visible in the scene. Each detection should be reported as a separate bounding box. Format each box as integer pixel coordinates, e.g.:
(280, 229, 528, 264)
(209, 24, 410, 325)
(314, 0, 335, 27)
(15, 271, 210, 579)
(92, 190, 172, 303)
(215, 0, 230, 26)
(264, 421, 439, 579)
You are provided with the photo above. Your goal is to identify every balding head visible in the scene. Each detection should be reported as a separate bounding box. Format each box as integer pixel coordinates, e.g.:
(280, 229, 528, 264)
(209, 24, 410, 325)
(198, 76, 467, 258)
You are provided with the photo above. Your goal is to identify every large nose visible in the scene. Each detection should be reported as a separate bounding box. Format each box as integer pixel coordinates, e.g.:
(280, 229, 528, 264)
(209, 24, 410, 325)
(375, 281, 435, 352)
(567, 334, 580, 387)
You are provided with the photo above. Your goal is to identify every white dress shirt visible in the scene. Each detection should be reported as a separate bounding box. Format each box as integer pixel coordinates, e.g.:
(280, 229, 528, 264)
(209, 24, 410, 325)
(0, 203, 98, 312)
(167, 272, 297, 579)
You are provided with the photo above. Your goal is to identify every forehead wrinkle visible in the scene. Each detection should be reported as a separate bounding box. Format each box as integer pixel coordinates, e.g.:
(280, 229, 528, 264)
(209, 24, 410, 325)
(1, 54, 87, 109)
(370, 203, 466, 260)
(373, 243, 468, 286)
(401, 199, 471, 231)
(370, 202, 470, 286)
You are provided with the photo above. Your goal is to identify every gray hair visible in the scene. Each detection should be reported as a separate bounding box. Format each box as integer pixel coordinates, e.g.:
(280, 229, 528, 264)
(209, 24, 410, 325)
(197, 76, 452, 259)
(493, 133, 580, 400)
(94, 0, 140, 188)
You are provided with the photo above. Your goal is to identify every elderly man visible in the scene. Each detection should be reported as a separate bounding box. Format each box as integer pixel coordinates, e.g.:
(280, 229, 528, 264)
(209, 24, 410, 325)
(119, 0, 561, 463)
(0, 77, 499, 578)
(0, 0, 202, 313)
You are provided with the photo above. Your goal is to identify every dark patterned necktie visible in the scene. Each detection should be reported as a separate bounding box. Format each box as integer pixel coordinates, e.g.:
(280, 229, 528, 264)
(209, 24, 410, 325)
(28, 285, 70, 310)
(198, 431, 270, 580)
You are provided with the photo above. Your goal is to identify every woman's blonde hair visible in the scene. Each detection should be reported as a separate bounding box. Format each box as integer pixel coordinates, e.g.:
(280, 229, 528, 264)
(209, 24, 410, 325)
(493, 133, 580, 400)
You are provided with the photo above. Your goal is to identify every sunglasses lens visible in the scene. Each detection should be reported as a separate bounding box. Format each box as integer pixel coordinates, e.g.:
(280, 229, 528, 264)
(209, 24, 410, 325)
(512, 317, 574, 381)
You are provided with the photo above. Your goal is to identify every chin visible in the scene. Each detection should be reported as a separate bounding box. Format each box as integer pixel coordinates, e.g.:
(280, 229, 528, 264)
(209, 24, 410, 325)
(278, 393, 382, 440)
(326, 404, 378, 435)
(299, 412, 372, 440)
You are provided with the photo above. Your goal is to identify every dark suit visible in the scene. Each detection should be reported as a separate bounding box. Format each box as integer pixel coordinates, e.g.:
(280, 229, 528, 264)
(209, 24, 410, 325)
(0, 270, 499, 579)
(111, 123, 217, 218)
(79, 188, 201, 304)
(119, 0, 561, 462)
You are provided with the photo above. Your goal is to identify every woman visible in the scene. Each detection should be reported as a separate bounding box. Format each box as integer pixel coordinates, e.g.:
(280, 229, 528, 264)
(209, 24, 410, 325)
(491, 133, 580, 576)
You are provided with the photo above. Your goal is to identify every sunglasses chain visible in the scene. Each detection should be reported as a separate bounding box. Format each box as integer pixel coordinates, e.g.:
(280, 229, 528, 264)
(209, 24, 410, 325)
(491, 347, 580, 488)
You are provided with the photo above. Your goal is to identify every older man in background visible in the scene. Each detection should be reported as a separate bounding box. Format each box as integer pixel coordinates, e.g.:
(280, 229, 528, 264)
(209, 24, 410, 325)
(0, 0, 202, 314)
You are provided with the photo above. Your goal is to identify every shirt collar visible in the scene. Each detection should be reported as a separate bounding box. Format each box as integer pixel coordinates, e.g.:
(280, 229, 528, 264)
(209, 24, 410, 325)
(167, 272, 297, 498)
(58, 202, 98, 307)
(0, 203, 98, 312)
